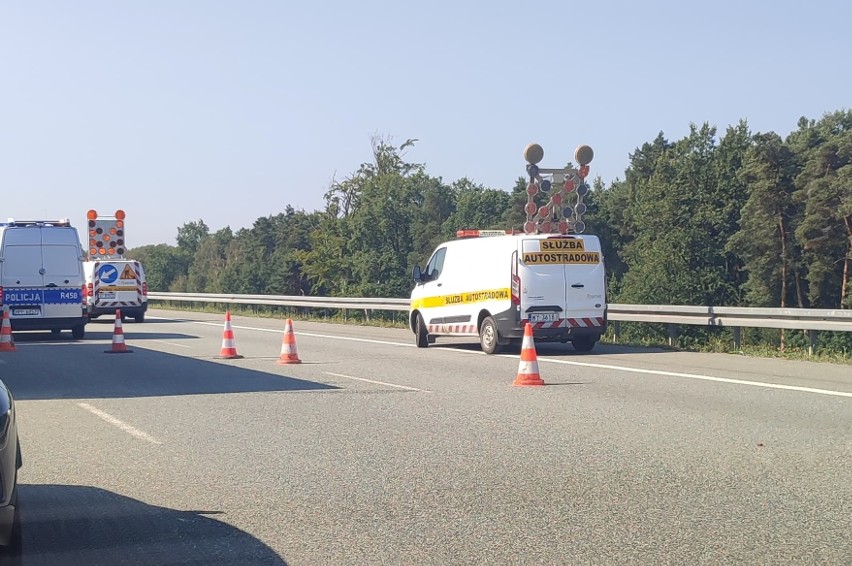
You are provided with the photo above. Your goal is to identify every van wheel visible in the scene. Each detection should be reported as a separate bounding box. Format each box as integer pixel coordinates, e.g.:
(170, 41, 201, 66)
(71, 326, 85, 340)
(134, 313, 145, 323)
(572, 336, 596, 352)
(51, 328, 61, 336)
(415, 314, 429, 348)
(479, 316, 502, 354)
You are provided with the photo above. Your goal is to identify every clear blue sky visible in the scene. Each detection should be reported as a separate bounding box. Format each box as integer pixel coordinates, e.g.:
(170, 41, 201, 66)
(2, 0, 849, 246)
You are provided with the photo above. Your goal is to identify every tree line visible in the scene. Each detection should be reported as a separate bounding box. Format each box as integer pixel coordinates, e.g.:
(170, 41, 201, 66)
(128, 110, 851, 348)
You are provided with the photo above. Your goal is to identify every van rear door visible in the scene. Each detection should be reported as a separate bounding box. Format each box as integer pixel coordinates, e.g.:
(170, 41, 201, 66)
(1, 243, 44, 318)
(519, 237, 568, 327)
(41, 236, 85, 320)
(519, 235, 606, 330)
(94, 261, 143, 309)
(562, 236, 606, 329)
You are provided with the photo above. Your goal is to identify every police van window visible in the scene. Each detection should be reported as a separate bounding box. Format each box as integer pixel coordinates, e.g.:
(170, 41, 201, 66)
(42, 246, 82, 277)
(424, 247, 446, 281)
(2, 246, 41, 275)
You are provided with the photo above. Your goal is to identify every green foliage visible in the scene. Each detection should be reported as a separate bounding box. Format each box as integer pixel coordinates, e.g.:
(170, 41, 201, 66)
(176, 220, 210, 256)
(137, 116, 852, 357)
(125, 244, 191, 291)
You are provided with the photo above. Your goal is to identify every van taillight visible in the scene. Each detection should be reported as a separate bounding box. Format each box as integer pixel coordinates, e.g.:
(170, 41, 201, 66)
(510, 251, 520, 305)
(0, 286, 3, 306)
(85, 283, 93, 297)
(142, 282, 148, 296)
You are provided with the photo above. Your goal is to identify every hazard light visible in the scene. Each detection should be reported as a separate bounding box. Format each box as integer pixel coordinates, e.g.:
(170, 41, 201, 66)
(455, 229, 513, 238)
(87, 210, 127, 259)
(521, 142, 594, 236)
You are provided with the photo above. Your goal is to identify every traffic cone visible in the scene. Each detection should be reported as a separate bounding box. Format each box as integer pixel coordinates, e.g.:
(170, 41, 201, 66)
(277, 318, 301, 364)
(217, 311, 243, 359)
(105, 309, 133, 353)
(513, 323, 544, 386)
(0, 307, 15, 352)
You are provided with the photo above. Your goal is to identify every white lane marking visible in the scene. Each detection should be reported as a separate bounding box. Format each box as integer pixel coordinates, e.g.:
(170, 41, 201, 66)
(324, 371, 429, 393)
(194, 320, 413, 347)
(171, 317, 852, 400)
(527, 356, 852, 399)
(151, 339, 192, 349)
(77, 402, 162, 444)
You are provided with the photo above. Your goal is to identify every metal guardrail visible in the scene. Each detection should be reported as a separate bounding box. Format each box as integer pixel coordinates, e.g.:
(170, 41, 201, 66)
(148, 292, 409, 314)
(149, 292, 852, 354)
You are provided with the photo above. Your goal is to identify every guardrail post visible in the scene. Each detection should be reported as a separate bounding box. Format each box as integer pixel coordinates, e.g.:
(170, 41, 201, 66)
(667, 324, 678, 347)
(808, 330, 818, 356)
(732, 327, 742, 350)
(364, 309, 370, 322)
(613, 320, 621, 343)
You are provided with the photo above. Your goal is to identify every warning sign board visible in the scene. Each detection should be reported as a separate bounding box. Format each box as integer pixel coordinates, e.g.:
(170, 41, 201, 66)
(522, 251, 601, 265)
(120, 265, 137, 281)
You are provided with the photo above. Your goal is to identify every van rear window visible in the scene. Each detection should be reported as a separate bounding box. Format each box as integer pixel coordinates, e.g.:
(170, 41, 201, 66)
(42, 246, 83, 277)
(2, 246, 42, 275)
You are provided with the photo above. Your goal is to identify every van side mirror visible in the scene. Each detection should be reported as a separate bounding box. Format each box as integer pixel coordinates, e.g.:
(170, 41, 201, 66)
(412, 265, 422, 282)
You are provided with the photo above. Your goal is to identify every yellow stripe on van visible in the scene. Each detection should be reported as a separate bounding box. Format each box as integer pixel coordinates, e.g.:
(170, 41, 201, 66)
(522, 251, 600, 265)
(411, 288, 511, 310)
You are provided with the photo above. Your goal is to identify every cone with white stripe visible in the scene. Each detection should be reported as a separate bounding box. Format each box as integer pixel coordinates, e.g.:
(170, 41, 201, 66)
(277, 318, 301, 364)
(217, 311, 243, 359)
(0, 307, 15, 352)
(105, 309, 133, 353)
(513, 322, 544, 386)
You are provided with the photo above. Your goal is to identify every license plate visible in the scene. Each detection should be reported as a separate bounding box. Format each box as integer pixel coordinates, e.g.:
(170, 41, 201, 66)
(529, 313, 559, 323)
(99, 292, 116, 299)
(13, 308, 40, 316)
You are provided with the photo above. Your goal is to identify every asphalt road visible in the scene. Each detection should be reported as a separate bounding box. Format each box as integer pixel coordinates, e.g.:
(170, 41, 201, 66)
(1, 308, 850, 565)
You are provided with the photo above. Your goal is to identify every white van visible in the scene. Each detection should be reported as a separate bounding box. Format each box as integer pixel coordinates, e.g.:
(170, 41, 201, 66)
(0, 220, 87, 339)
(410, 230, 607, 353)
(83, 259, 148, 322)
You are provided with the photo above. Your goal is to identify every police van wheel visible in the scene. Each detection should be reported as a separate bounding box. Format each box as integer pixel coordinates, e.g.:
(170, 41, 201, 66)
(71, 326, 85, 340)
(51, 329, 61, 336)
(134, 313, 145, 323)
(415, 314, 429, 348)
(479, 316, 502, 355)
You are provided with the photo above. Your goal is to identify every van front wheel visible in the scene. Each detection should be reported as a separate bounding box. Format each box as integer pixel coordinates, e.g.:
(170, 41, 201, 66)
(479, 316, 502, 354)
(71, 326, 85, 340)
(415, 314, 429, 348)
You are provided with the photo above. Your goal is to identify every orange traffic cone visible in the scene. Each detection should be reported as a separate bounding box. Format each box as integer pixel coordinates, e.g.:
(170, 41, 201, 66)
(0, 307, 15, 352)
(513, 322, 544, 386)
(217, 311, 243, 359)
(105, 309, 133, 353)
(277, 318, 301, 364)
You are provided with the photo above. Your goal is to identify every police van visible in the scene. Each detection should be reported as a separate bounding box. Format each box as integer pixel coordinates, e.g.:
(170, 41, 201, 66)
(0, 219, 87, 339)
(410, 229, 607, 353)
(83, 259, 148, 323)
